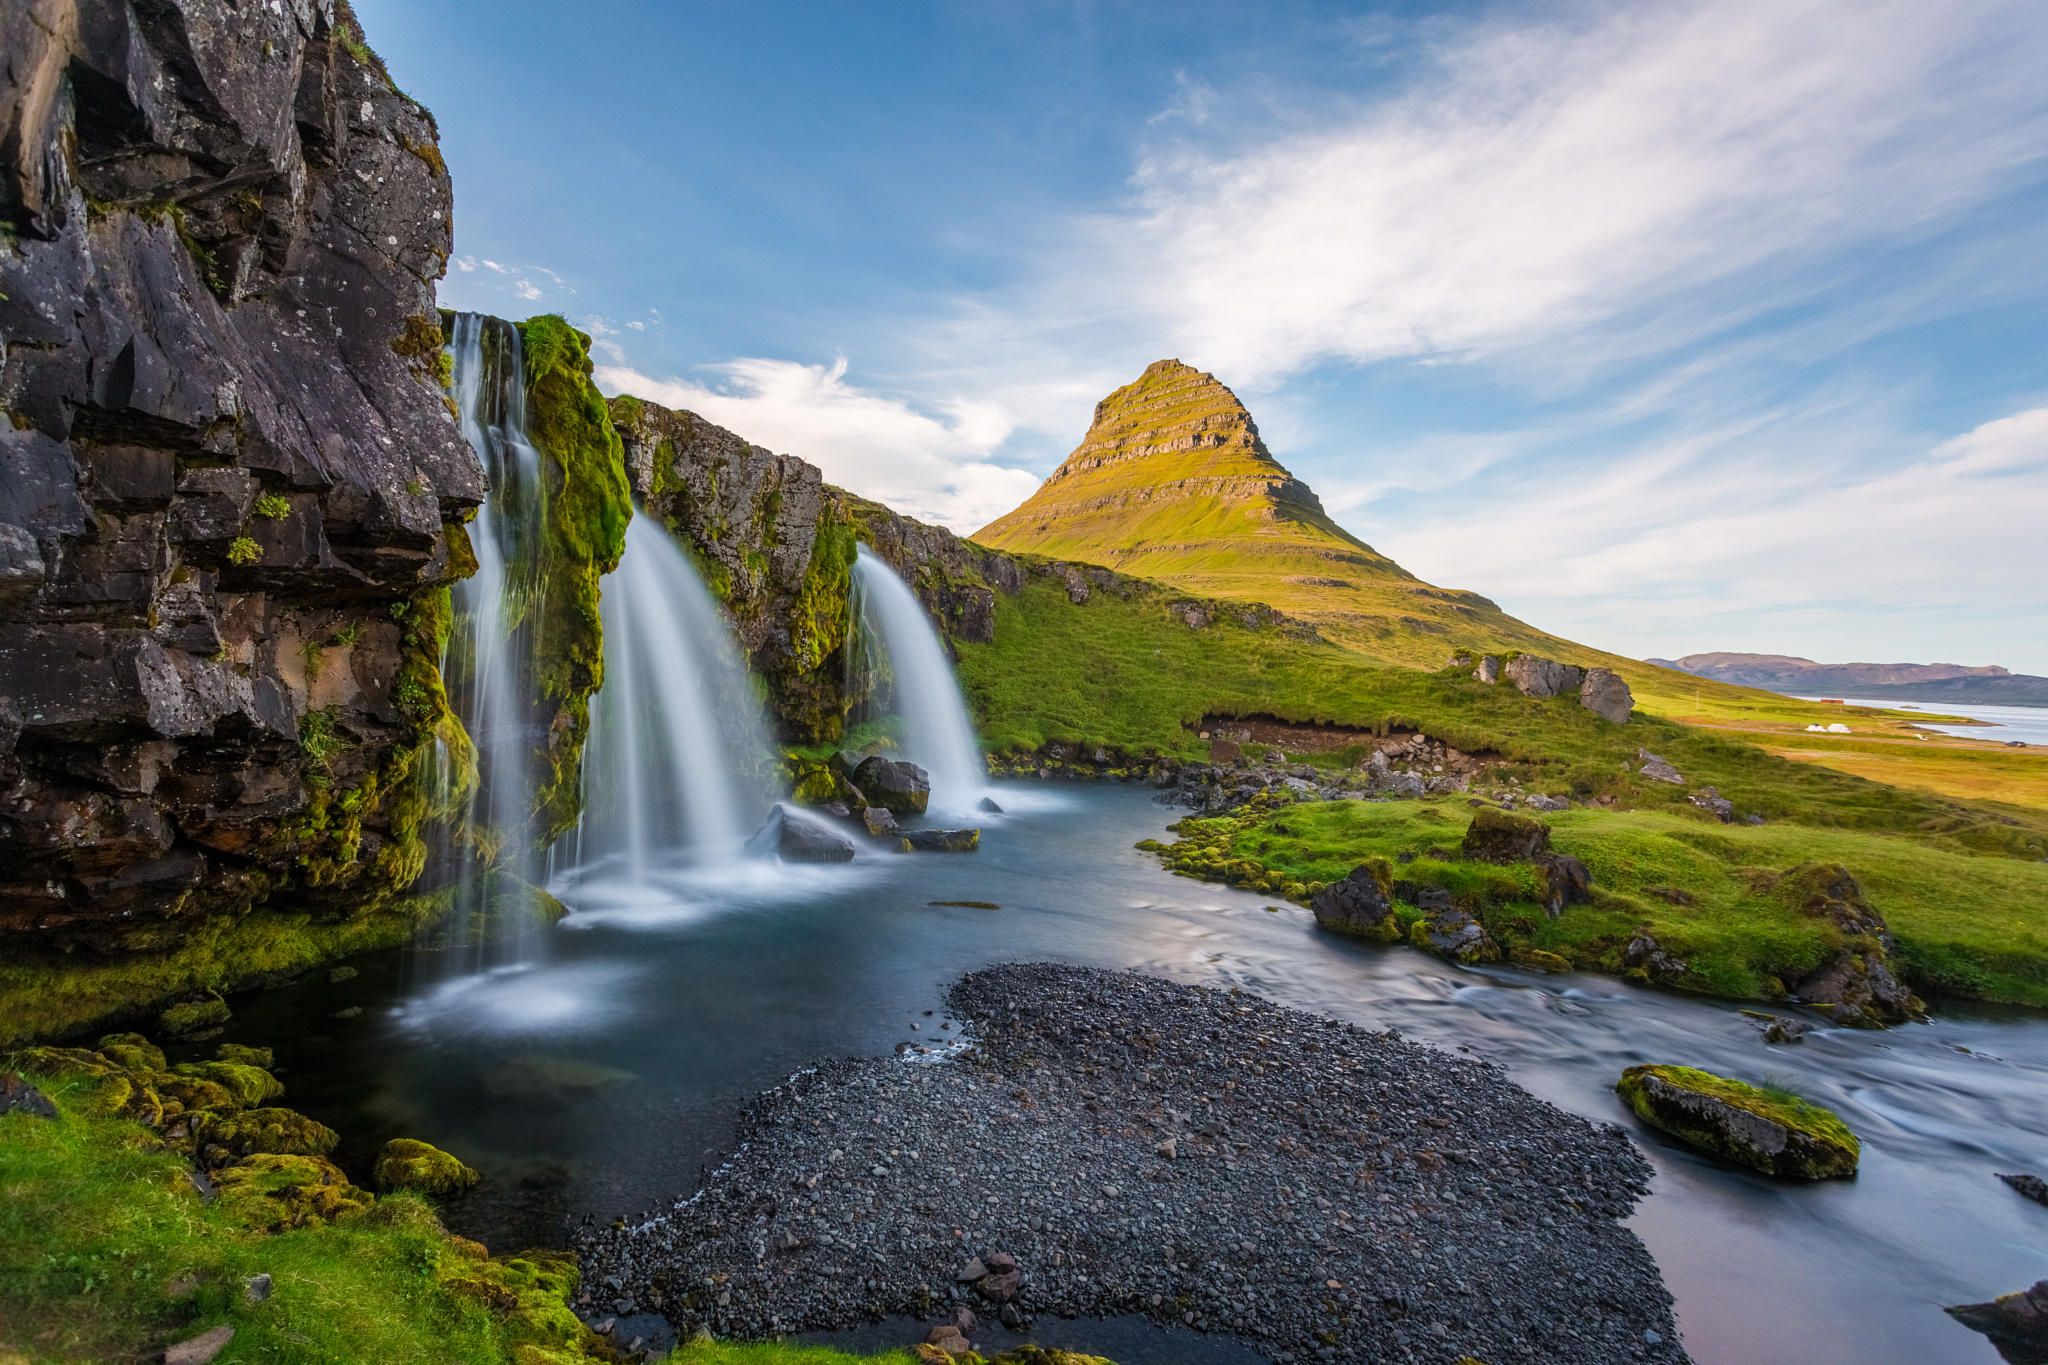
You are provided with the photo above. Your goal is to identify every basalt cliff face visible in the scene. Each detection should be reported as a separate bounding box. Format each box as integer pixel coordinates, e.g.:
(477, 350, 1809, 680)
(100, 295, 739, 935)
(0, 0, 479, 957)
(975, 360, 1667, 684)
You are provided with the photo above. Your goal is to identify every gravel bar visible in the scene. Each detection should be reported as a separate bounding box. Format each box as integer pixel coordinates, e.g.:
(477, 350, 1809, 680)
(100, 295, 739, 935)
(577, 963, 1685, 1364)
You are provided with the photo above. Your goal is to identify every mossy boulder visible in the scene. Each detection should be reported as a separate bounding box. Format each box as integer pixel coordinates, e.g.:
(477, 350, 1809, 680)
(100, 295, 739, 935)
(215, 1153, 373, 1229)
(1310, 859, 1401, 941)
(1462, 807, 1551, 863)
(1510, 945, 1573, 974)
(198, 1107, 340, 1159)
(215, 1043, 275, 1068)
(94, 1033, 167, 1071)
(9, 1047, 165, 1124)
(159, 993, 231, 1037)
(1616, 1064, 1858, 1179)
(374, 1137, 481, 1195)
(172, 1060, 284, 1107)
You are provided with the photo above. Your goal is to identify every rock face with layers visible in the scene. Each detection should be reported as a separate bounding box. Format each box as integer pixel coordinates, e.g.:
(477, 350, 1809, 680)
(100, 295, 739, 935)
(0, 0, 478, 947)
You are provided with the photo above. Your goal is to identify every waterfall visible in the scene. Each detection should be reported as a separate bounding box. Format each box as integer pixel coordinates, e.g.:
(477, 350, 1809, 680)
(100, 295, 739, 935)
(848, 546, 986, 813)
(565, 515, 779, 886)
(442, 313, 549, 964)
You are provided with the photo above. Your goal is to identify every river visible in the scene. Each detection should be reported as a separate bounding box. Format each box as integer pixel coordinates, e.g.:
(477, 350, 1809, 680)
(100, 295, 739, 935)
(210, 782, 2048, 1365)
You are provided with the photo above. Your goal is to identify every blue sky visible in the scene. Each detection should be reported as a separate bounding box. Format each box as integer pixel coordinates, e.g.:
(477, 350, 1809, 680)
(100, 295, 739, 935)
(360, 0, 2048, 673)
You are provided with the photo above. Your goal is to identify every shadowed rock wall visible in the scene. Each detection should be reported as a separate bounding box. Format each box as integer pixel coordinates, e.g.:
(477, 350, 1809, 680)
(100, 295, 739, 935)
(0, 0, 480, 950)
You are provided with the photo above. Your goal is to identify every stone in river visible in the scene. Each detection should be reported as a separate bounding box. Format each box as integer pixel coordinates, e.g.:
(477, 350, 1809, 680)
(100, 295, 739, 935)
(853, 756, 932, 815)
(1615, 1064, 1858, 1179)
(898, 828, 979, 853)
(747, 805, 857, 862)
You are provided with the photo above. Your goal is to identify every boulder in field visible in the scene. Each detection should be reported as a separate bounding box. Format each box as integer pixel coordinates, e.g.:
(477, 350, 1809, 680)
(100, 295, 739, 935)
(1310, 860, 1401, 941)
(853, 756, 932, 815)
(1474, 655, 1500, 684)
(1411, 903, 1499, 964)
(1580, 667, 1634, 723)
(1532, 851, 1593, 916)
(1462, 807, 1551, 863)
(1615, 1064, 1859, 1179)
(747, 805, 857, 863)
(1504, 654, 1585, 699)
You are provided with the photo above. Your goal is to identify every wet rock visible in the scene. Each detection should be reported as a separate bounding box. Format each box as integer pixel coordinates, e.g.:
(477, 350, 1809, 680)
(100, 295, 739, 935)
(1509, 945, 1573, 973)
(1412, 903, 1499, 964)
(898, 828, 980, 853)
(862, 806, 901, 837)
(977, 796, 1005, 814)
(854, 757, 933, 816)
(1616, 1064, 1859, 1179)
(373, 1138, 480, 1196)
(2002, 1173, 2048, 1207)
(1504, 655, 1586, 700)
(747, 805, 857, 863)
(1461, 807, 1551, 863)
(1579, 668, 1634, 723)
(1622, 934, 1689, 986)
(159, 996, 231, 1038)
(1946, 1279, 2048, 1359)
(0, 1072, 57, 1118)
(1310, 860, 1400, 941)
(1740, 1012, 1812, 1045)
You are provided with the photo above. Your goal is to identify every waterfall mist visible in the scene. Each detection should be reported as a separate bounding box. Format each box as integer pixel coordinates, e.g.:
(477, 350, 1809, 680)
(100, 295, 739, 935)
(848, 546, 987, 814)
(441, 313, 550, 967)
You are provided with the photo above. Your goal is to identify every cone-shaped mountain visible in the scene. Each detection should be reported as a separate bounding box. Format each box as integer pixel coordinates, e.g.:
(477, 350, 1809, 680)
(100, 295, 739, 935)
(975, 359, 1597, 669)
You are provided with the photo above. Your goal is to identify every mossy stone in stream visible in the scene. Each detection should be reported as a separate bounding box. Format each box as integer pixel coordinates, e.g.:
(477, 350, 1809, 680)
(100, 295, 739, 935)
(374, 1137, 481, 1195)
(1616, 1064, 1858, 1179)
(159, 993, 231, 1036)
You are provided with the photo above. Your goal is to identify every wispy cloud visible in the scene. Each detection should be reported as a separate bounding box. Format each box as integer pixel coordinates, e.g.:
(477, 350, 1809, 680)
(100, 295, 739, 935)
(593, 357, 1039, 532)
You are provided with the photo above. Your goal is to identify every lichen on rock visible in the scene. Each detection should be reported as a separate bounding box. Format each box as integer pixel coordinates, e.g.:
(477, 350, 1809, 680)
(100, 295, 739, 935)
(373, 1137, 481, 1196)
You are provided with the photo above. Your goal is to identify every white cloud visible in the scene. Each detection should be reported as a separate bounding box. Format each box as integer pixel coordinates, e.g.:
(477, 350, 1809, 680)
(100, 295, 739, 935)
(1369, 403, 2048, 671)
(593, 357, 1040, 533)
(1101, 0, 2048, 387)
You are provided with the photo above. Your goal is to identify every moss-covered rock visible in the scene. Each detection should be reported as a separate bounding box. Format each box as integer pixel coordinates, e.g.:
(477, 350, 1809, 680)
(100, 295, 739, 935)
(214, 1043, 275, 1069)
(159, 993, 231, 1037)
(1310, 858, 1401, 940)
(94, 1033, 167, 1072)
(1616, 1064, 1858, 1178)
(197, 1107, 340, 1159)
(172, 1060, 284, 1108)
(1462, 807, 1551, 863)
(374, 1137, 481, 1195)
(215, 1153, 373, 1229)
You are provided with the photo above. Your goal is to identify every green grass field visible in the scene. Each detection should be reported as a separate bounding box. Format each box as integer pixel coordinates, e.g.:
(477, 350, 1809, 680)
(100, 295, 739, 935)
(956, 580, 2048, 862)
(1147, 799, 2048, 1008)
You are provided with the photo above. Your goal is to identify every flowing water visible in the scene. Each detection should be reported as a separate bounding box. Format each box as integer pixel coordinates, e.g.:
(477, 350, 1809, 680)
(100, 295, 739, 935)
(442, 313, 551, 967)
(848, 547, 988, 814)
(213, 783, 2048, 1365)
(558, 514, 780, 896)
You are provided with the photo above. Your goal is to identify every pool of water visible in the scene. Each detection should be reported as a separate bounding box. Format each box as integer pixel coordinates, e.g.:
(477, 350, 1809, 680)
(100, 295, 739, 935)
(213, 781, 2048, 1365)
(1797, 696, 2048, 746)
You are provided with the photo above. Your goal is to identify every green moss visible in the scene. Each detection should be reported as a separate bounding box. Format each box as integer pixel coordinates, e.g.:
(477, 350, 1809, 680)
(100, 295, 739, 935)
(197, 1107, 340, 1158)
(253, 493, 291, 520)
(512, 314, 633, 844)
(1616, 1063, 1859, 1178)
(170, 1060, 283, 1108)
(226, 535, 261, 565)
(373, 1138, 480, 1196)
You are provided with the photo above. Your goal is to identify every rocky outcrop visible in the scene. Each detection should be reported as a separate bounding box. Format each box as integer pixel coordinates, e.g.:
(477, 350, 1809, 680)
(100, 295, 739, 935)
(853, 755, 930, 816)
(0, 0, 477, 972)
(1947, 1280, 2048, 1361)
(609, 396, 1028, 742)
(1503, 654, 1585, 699)
(1768, 864, 1924, 1027)
(1579, 667, 1634, 723)
(1462, 807, 1551, 862)
(1616, 1064, 1859, 1178)
(1309, 859, 1400, 940)
(745, 805, 856, 864)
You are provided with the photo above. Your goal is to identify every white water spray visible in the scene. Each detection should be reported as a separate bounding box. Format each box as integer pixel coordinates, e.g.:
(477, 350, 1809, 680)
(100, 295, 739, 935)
(849, 546, 986, 813)
(568, 515, 779, 883)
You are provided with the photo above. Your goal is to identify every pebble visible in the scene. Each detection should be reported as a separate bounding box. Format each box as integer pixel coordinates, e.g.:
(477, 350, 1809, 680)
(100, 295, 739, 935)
(578, 964, 1681, 1364)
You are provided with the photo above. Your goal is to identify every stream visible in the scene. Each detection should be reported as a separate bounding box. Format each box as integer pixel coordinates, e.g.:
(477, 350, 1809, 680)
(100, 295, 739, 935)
(211, 781, 2048, 1365)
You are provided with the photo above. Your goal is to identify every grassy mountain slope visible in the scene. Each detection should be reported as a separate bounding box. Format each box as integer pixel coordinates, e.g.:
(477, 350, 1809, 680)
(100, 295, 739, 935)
(973, 360, 1820, 720)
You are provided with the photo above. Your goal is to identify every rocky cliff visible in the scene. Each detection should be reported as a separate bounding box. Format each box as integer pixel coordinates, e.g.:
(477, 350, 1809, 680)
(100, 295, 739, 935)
(610, 395, 1024, 742)
(0, 0, 478, 1015)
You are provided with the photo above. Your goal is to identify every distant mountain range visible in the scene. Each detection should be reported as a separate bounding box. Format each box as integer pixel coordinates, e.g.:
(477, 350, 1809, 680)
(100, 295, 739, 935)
(1645, 653, 2048, 707)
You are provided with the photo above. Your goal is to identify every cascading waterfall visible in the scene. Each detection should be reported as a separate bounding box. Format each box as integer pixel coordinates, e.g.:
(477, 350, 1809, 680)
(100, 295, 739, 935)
(848, 546, 987, 813)
(563, 515, 779, 889)
(441, 313, 549, 966)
